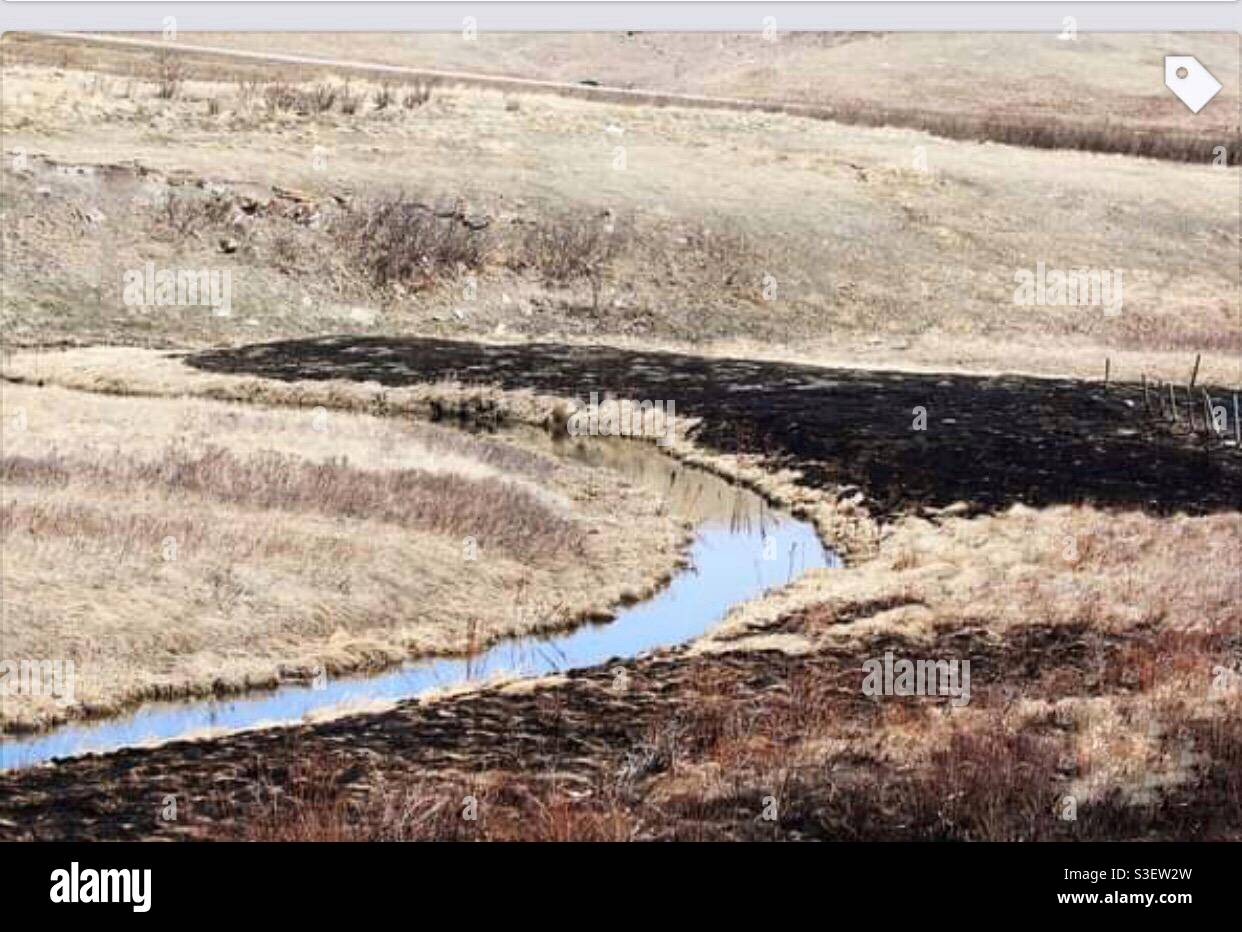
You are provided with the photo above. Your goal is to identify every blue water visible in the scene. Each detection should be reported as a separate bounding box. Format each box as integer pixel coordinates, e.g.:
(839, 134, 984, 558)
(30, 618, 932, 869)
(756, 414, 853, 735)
(0, 438, 836, 771)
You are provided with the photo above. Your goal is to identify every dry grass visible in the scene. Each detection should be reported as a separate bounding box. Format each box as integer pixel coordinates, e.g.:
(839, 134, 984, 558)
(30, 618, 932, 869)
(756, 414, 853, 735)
(2, 41, 1232, 375)
(194, 488, 1240, 842)
(2, 45, 1234, 381)
(0, 380, 679, 733)
(11, 33, 1236, 163)
(16, 474, 1221, 842)
(3, 445, 583, 561)
(660, 502, 1242, 838)
(707, 504, 1240, 652)
(240, 755, 642, 842)
(0, 346, 571, 432)
(1, 350, 1235, 841)
(789, 98, 1238, 166)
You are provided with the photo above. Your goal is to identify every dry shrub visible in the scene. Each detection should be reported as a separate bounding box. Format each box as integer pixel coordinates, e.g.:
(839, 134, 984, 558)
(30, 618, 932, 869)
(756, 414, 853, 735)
(338, 84, 361, 115)
(333, 195, 490, 290)
(155, 190, 233, 237)
(153, 49, 183, 100)
(235, 79, 260, 104)
(514, 794, 639, 842)
(262, 82, 299, 114)
(259, 82, 343, 116)
(677, 225, 759, 292)
(516, 213, 627, 311)
(402, 79, 435, 109)
(921, 723, 1064, 839)
(309, 83, 338, 113)
(268, 232, 302, 272)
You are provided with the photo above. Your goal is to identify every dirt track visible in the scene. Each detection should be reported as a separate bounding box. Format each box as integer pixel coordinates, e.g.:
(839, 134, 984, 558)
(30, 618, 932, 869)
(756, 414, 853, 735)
(187, 336, 1242, 518)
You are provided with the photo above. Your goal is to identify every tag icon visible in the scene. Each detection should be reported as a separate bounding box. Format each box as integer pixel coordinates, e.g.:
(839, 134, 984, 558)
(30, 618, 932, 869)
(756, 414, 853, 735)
(1164, 56, 1222, 114)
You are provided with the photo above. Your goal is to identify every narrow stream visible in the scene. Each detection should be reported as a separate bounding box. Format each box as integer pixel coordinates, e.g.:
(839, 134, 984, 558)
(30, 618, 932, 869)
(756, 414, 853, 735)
(0, 431, 837, 771)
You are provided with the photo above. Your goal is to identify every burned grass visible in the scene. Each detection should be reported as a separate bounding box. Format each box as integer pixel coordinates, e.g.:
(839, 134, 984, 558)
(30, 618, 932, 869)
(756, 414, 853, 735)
(187, 336, 1242, 518)
(1, 613, 1235, 841)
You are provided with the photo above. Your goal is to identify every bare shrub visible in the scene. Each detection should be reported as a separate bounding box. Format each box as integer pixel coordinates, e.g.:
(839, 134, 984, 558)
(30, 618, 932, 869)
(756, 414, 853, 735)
(333, 195, 490, 290)
(268, 232, 302, 272)
(263, 82, 299, 115)
(154, 191, 234, 237)
(309, 83, 338, 113)
(235, 79, 260, 104)
(254, 82, 350, 117)
(154, 50, 184, 100)
(517, 213, 626, 311)
(678, 224, 761, 293)
(338, 84, 361, 115)
(372, 83, 393, 111)
(402, 80, 436, 109)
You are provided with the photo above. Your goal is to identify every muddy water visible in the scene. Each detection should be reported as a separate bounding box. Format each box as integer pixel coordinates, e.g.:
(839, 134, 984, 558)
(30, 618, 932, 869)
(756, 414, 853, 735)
(0, 431, 836, 771)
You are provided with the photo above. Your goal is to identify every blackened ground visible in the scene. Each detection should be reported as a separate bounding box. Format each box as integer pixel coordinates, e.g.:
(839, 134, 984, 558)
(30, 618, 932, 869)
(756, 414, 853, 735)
(187, 337, 1241, 517)
(0, 620, 1236, 841)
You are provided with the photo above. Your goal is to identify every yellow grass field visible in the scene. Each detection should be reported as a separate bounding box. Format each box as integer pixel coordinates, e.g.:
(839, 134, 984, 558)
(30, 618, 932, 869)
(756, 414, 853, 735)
(0, 375, 681, 731)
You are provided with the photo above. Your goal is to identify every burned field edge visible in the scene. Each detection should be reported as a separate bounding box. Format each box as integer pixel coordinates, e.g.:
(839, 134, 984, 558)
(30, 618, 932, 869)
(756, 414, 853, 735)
(0, 338, 1238, 840)
(0, 618, 1237, 841)
(186, 336, 1242, 519)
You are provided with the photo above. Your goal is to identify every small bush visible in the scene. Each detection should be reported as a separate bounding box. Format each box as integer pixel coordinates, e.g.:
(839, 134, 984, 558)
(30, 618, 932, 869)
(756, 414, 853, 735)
(334, 195, 490, 290)
(338, 84, 360, 115)
(154, 50, 184, 100)
(156, 192, 234, 237)
(310, 83, 338, 113)
(402, 80, 436, 109)
(518, 213, 625, 311)
(235, 79, 260, 104)
(263, 82, 299, 114)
